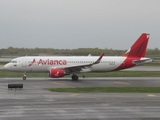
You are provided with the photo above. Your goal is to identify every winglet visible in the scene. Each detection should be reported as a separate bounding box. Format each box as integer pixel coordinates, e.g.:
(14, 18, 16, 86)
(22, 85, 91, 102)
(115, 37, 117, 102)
(93, 53, 104, 64)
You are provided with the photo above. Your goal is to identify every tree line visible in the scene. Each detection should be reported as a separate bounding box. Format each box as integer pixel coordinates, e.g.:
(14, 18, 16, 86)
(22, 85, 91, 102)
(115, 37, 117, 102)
(0, 47, 159, 57)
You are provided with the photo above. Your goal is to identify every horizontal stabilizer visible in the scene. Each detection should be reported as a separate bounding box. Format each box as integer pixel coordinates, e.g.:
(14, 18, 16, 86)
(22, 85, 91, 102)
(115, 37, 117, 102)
(133, 58, 153, 65)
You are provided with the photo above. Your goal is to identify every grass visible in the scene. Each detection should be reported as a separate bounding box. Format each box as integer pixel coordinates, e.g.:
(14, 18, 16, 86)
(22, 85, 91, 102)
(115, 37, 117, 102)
(81, 71, 160, 77)
(46, 87, 160, 93)
(0, 62, 8, 65)
(0, 70, 48, 78)
(144, 62, 160, 66)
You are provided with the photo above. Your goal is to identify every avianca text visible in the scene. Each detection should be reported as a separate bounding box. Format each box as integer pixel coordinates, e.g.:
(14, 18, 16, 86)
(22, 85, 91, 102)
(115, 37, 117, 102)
(38, 59, 67, 65)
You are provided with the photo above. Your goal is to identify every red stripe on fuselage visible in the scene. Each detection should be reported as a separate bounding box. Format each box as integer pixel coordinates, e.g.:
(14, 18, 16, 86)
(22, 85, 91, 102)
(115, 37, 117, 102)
(114, 57, 140, 71)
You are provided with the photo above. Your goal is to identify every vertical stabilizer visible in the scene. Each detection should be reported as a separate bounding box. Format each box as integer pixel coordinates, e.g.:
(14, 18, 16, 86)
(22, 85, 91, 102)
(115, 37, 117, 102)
(122, 33, 150, 58)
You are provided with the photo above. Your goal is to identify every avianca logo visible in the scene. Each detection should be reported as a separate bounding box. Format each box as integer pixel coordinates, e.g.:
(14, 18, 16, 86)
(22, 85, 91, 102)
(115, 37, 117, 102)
(28, 58, 67, 66)
(28, 58, 36, 67)
(55, 71, 59, 77)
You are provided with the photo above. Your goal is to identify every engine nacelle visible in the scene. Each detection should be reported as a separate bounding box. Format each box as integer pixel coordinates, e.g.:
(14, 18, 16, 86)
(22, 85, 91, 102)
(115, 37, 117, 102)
(49, 69, 65, 78)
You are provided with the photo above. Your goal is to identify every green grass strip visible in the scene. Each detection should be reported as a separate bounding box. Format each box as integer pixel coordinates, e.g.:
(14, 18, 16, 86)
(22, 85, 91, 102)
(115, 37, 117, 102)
(46, 87, 160, 93)
(0, 62, 8, 65)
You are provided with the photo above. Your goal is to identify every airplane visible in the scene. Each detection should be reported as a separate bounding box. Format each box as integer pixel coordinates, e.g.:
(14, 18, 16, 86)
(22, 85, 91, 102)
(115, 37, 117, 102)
(4, 33, 152, 80)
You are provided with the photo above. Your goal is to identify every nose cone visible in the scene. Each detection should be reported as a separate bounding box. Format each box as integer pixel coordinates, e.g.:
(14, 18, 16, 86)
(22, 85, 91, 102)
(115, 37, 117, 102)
(4, 64, 10, 70)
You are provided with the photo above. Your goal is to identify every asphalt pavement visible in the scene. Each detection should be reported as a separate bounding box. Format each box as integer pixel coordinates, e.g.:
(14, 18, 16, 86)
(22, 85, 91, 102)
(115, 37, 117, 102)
(0, 78, 160, 119)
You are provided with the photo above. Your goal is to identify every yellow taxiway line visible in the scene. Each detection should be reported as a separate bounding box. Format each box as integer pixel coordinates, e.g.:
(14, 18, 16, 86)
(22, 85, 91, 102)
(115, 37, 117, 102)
(114, 82, 130, 85)
(52, 82, 65, 85)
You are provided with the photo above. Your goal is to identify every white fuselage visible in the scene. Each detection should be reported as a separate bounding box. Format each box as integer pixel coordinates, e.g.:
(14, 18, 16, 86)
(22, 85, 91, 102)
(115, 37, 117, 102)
(4, 56, 151, 73)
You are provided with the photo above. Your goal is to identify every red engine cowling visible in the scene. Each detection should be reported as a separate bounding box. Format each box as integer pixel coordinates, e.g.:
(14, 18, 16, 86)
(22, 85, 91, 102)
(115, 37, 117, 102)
(49, 69, 65, 78)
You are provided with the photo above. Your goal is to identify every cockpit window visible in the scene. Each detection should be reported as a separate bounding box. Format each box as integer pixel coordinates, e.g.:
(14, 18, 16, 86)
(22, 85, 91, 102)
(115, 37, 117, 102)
(10, 61, 17, 63)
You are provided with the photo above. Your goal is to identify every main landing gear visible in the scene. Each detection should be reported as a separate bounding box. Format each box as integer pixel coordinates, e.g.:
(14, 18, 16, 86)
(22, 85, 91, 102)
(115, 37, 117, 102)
(23, 73, 26, 80)
(71, 75, 79, 81)
(22, 73, 79, 81)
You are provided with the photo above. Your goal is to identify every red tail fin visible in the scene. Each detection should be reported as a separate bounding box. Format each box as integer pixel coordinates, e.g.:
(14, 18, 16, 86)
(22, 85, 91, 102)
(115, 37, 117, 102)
(122, 33, 150, 58)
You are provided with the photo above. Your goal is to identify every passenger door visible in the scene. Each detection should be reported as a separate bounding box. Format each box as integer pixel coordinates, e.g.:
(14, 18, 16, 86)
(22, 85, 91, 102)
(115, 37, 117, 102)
(22, 58, 28, 67)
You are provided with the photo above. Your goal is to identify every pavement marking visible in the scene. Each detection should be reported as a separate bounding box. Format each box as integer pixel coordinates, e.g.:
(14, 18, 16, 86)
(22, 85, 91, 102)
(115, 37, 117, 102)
(147, 94, 156, 97)
(70, 94, 79, 96)
(52, 82, 65, 85)
(114, 82, 130, 85)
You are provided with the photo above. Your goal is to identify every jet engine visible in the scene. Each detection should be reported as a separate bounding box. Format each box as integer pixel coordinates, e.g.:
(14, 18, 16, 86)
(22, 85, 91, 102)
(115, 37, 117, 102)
(49, 69, 65, 78)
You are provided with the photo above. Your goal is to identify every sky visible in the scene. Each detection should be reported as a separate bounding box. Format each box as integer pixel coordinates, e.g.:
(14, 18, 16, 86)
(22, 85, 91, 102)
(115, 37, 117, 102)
(0, 0, 160, 50)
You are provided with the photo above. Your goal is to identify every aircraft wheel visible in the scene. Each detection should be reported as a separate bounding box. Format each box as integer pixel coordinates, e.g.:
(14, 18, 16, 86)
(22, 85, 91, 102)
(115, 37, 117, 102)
(23, 76, 26, 80)
(72, 75, 79, 81)
(23, 72, 26, 80)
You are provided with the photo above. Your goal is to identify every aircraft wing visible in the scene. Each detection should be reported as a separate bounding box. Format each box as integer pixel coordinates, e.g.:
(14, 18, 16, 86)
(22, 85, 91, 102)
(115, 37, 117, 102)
(49, 53, 104, 73)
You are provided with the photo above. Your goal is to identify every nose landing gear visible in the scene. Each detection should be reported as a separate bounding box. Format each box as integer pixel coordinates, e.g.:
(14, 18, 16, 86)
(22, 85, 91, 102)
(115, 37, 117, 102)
(23, 73, 26, 80)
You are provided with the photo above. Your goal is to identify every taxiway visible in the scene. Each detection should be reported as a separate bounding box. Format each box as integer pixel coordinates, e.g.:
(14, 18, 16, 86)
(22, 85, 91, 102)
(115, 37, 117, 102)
(0, 78, 160, 119)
